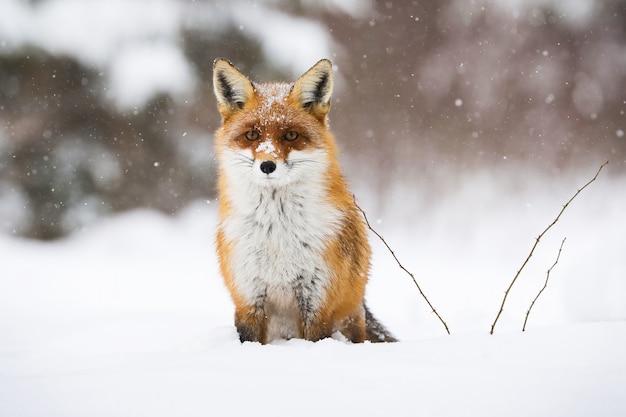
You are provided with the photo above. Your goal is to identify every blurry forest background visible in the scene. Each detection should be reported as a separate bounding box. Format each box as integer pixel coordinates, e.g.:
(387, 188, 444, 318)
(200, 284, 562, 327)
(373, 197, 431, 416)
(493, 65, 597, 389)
(1, 0, 624, 239)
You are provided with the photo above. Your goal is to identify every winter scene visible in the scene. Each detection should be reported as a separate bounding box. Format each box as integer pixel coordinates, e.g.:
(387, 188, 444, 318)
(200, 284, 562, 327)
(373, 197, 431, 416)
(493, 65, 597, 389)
(1, 0, 625, 416)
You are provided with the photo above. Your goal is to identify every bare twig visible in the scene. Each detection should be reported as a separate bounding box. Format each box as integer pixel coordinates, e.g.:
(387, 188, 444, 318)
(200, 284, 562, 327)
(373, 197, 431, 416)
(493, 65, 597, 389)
(490, 161, 608, 334)
(354, 197, 451, 335)
(522, 237, 566, 332)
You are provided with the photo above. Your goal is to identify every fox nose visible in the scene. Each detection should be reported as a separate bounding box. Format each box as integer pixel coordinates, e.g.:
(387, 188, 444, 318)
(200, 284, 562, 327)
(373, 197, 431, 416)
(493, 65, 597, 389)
(260, 160, 276, 174)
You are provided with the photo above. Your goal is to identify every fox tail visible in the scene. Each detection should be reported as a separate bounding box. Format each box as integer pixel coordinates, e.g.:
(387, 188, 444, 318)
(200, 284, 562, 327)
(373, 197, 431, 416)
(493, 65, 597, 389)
(364, 304, 398, 343)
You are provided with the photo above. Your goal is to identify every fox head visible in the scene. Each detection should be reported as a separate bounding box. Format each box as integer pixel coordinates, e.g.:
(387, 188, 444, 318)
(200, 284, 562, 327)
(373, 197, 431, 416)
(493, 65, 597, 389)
(213, 59, 338, 188)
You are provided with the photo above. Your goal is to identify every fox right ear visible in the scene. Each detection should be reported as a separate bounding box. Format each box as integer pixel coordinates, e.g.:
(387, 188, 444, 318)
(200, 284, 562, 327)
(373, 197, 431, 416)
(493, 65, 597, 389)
(213, 59, 255, 118)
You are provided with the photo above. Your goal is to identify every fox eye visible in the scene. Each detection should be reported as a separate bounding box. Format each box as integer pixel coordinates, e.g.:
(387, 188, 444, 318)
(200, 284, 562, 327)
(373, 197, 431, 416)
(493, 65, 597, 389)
(283, 131, 299, 141)
(244, 130, 259, 141)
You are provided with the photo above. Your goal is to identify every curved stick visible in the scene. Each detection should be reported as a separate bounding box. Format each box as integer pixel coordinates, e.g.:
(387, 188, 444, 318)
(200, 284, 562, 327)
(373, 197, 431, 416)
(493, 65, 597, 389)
(490, 161, 608, 334)
(522, 237, 566, 332)
(355, 198, 451, 335)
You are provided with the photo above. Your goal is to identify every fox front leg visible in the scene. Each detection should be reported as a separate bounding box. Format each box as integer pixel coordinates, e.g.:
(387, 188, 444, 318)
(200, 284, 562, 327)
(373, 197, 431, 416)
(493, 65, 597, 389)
(293, 276, 332, 341)
(234, 304, 267, 344)
(301, 319, 334, 342)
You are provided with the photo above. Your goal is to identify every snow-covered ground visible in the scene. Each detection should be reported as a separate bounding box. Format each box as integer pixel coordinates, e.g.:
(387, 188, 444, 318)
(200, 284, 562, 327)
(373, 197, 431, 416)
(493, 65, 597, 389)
(1, 167, 625, 417)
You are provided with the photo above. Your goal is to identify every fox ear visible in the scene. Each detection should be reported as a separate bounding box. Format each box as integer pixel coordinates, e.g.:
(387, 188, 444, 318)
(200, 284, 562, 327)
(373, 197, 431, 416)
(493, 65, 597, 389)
(213, 58, 255, 118)
(291, 59, 333, 121)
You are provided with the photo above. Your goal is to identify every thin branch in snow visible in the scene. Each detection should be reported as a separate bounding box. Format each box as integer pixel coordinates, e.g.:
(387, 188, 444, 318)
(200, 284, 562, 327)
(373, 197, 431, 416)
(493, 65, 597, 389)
(354, 197, 451, 335)
(522, 237, 566, 332)
(490, 160, 609, 335)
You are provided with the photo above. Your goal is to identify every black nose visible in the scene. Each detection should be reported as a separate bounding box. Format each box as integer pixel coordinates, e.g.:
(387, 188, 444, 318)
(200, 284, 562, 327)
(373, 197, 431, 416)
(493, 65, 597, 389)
(260, 160, 276, 174)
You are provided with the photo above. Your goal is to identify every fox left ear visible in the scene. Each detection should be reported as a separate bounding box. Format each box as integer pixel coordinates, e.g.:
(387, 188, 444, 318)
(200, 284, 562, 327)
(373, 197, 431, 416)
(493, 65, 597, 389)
(291, 59, 334, 121)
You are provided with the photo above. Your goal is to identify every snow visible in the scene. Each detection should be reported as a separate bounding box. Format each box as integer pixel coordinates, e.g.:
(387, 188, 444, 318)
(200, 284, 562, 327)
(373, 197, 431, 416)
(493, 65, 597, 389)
(256, 140, 278, 157)
(2, 324, 625, 416)
(494, 0, 597, 27)
(1, 169, 626, 416)
(230, 5, 335, 76)
(0, 0, 332, 110)
(0, 0, 181, 63)
(301, 0, 375, 19)
(107, 41, 195, 110)
(0, 183, 31, 235)
(0, 0, 190, 110)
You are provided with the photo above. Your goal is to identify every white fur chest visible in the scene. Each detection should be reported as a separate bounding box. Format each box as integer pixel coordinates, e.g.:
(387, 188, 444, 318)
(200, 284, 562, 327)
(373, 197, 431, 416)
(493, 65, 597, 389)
(220, 171, 343, 335)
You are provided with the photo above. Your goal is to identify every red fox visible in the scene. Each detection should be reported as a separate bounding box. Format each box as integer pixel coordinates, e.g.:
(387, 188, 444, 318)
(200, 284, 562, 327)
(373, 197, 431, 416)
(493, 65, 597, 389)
(212, 58, 396, 344)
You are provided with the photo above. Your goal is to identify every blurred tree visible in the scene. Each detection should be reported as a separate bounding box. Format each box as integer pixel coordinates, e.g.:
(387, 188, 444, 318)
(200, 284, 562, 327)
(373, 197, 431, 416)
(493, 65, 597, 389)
(0, 0, 624, 239)
(324, 0, 626, 168)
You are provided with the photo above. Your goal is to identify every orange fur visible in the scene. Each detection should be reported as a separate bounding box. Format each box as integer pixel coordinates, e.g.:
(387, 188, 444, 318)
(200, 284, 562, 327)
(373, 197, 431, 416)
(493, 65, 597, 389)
(212, 58, 395, 344)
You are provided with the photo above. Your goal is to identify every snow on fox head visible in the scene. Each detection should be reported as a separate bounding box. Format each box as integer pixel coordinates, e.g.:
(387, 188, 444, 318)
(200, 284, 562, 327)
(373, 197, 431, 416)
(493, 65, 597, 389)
(213, 58, 338, 187)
